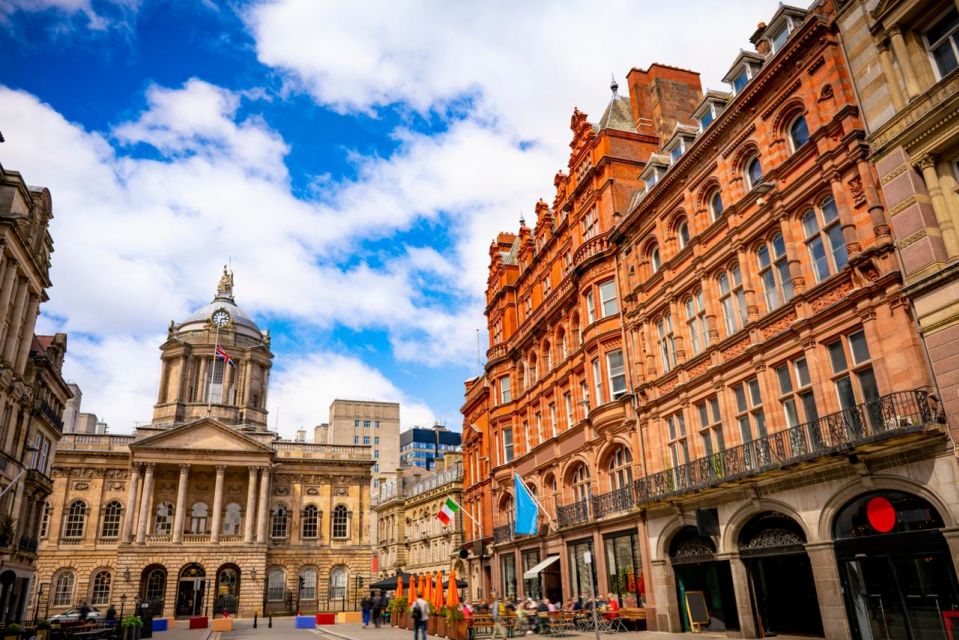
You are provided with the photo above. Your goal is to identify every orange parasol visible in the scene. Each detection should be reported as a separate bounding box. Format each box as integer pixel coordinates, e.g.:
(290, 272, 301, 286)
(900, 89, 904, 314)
(446, 569, 460, 608)
(395, 574, 403, 600)
(422, 570, 432, 604)
(407, 574, 416, 605)
(433, 570, 445, 610)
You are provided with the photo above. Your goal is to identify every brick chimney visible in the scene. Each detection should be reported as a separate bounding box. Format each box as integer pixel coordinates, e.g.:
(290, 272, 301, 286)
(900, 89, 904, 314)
(626, 64, 703, 145)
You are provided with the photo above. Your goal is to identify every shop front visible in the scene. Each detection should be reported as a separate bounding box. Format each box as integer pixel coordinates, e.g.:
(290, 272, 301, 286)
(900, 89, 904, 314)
(834, 490, 959, 640)
(669, 525, 739, 633)
(500, 553, 517, 600)
(567, 538, 597, 602)
(604, 529, 645, 607)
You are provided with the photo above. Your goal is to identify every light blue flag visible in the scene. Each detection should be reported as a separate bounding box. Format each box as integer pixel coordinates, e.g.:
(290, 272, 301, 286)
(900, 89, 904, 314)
(514, 473, 539, 535)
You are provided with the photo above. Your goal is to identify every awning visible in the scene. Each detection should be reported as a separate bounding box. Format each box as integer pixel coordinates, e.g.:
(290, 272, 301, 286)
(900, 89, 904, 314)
(523, 555, 560, 580)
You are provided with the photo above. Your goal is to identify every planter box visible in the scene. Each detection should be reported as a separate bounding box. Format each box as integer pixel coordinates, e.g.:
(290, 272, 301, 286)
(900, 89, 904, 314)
(435, 618, 446, 637)
(315, 613, 336, 626)
(151, 618, 168, 632)
(336, 612, 362, 624)
(294, 616, 315, 629)
(187, 616, 208, 629)
(427, 617, 437, 635)
(211, 618, 233, 632)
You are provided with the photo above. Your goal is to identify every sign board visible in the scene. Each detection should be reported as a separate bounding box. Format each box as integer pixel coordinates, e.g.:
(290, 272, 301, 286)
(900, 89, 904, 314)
(583, 551, 592, 564)
(684, 590, 710, 632)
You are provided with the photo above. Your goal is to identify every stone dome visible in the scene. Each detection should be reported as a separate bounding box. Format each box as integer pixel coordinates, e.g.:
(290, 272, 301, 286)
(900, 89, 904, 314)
(174, 267, 265, 341)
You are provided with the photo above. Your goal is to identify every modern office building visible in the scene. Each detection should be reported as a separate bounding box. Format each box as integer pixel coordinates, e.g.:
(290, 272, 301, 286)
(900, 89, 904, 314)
(399, 425, 462, 470)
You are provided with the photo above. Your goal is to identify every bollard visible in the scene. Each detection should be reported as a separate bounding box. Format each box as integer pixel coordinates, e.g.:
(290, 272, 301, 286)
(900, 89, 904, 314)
(253, 612, 257, 629)
(269, 616, 273, 629)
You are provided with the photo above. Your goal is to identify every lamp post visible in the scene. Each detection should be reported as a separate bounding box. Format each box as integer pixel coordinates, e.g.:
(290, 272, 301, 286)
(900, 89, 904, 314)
(584, 551, 600, 640)
(120, 594, 127, 622)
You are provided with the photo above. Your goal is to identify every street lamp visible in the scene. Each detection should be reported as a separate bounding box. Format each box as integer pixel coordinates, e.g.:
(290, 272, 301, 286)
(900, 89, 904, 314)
(119, 594, 127, 621)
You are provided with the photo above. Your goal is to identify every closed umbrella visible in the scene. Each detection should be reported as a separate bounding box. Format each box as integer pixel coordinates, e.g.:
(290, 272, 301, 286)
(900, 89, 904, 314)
(434, 571, 445, 610)
(395, 575, 403, 600)
(422, 570, 432, 605)
(408, 574, 416, 606)
(446, 570, 460, 608)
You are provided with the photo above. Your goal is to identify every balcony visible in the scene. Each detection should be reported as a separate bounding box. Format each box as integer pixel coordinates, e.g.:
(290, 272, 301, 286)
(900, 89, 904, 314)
(493, 524, 513, 544)
(553, 390, 942, 529)
(25, 469, 53, 494)
(634, 390, 938, 503)
(18, 536, 37, 553)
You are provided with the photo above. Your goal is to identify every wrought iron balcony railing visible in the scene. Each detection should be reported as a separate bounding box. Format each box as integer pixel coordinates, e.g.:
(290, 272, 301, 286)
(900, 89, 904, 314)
(553, 390, 940, 529)
(493, 524, 513, 544)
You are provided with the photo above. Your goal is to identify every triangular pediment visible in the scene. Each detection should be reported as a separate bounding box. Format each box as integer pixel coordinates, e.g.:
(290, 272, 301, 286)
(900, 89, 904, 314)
(130, 418, 274, 453)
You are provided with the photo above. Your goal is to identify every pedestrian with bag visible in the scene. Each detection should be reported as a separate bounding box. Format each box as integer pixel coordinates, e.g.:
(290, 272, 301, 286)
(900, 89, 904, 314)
(361, 592, 373, 628)
(371, 591, 384, 628)
(412, 593, 429, 640)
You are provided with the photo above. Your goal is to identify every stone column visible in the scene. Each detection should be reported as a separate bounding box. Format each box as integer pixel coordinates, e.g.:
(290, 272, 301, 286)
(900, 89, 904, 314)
(244, 467, 258, 543)
(736, 246, 760, 323)
(876, 40, 907, 110)
(256, 465, 272, 543)
(172, 464, 190, 543)
(918, 155, 959, 258)
(829, 173, 863, 257)
(777, 211, 807, 298)
(210, 465, 226, 543)
(135, 463, 155, 544)
(121, 465, 141, 543)
(2, 281, 28, 365)
(728, 555, 759, 639)
(856, 159, 893, 244)
(888, 28, 921, 100)
(805, 542, 853, 640)
(0, 264, 17, 349)
(14, 295, 40, 375)
(937, 159, 959, 243)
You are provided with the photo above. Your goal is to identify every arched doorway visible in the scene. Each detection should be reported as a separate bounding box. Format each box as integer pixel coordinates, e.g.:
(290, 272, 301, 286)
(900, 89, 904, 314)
(669, 525, 738, 632)
(739, 511, 822, 637)
(834, 490, 959, 639)
(213, 564, 240, 616)
(175, 564, 206, 618)
(139, 565, 167, 616)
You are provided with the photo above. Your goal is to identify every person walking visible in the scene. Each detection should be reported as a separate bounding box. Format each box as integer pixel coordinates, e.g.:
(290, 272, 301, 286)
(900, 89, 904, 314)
(371, 591, 384, 628)
(412, 594, 430, 640)
(491, 592, 507, 639)
(361, 592, 373, 628)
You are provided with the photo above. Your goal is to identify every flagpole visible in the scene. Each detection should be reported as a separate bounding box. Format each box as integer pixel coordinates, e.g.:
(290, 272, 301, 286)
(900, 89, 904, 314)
(516, 473, 558, 531)
(207, 324, 220, 416)
(447, 497, 480, 527)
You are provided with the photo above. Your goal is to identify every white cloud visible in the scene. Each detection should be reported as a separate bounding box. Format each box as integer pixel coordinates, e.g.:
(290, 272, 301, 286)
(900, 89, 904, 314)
(0, 0, 138, 31)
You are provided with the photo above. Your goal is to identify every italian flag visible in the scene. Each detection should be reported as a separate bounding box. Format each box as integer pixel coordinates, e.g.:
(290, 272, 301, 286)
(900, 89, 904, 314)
(437, 497, 459, 526)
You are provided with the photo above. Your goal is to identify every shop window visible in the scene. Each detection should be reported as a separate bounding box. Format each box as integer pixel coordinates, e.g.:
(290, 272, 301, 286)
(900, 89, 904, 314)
(568, 539, 596, 600)
(604, 532, 644, 607)
(803, 197, 847, 282)
(522, 549, 541, 600)
(501, 554, 517, 600)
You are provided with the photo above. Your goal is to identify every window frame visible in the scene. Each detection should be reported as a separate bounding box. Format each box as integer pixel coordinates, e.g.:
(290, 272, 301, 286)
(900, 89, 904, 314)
(99, 501, 123, 539)
(657, 314, 677, 374)
(802, 197, 847, 283)
(788, 114, 810, 152)
(606, 349, 627, 399)
(718, 262, 748, 336)
(745, 155, 764, 190)
(924, 8, 959, 80)
(684, 291, 708, 356)
(599, 280, 618, 317)
(756, 233, 793, 312)
(63, 501, 87, 539)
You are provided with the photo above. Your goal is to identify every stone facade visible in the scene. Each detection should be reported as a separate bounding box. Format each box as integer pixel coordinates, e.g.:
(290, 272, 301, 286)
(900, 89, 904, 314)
(32, 273, 372, 620)
(373, 455, 465, 581)
(0, 164, 69, 623)
(835, 0, 959, 434)
(318, 399, 400, 497)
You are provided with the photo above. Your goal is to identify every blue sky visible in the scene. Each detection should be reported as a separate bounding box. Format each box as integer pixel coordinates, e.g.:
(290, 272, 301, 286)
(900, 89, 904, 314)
(0, 0, 776, 437)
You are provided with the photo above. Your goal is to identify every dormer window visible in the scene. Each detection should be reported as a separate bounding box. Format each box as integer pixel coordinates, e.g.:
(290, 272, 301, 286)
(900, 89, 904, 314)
(770, 23, 790, 52)
(732, 68, 750, 93)
(699, 109, 714, 130)
(692, 94, 729, 133)
(646, 171, 659, 187)
(670, 145, 683, 162)
(723, 52, 764, 96)
(761, 7, 806, 56)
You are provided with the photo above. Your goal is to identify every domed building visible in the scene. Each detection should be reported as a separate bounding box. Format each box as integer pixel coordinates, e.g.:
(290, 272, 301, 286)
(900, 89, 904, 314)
(33, 269, 373, 620)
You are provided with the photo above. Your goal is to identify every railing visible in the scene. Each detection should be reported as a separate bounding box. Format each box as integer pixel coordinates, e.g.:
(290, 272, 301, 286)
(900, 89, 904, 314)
(18, 536, 37, 553)
(486, 343, 507, 361)
(59, 434, 136, 451)
(493, 524, 512, 544)
(146, 534, 172, 543)
(557, 499, 591, 528)
(36, 400, 64, 430)
(590, 485, 634, 519)
(181, 533, 209, 543)
(553, 390, 941, 529)
(273, 442, 372, 460)
(572, 232, 609, 267)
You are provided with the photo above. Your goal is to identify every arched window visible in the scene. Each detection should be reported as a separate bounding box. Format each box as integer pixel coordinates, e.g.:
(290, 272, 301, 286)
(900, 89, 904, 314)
(100, 501, 122, 539)
(90, 570, 111, 605)
(649, 245, 661, 274)
(331, 505, 349, 540)
(543, 341, 552, 372)
(557, 329, 567, 360)
(789, 114, 809, 151)
(267, 567, 286, 602)
(329, 566, 348, 599)
(53, 570, 76, 606)
(656, 314, 676, 373)
(709, 190, 724, 220)
(39, 501, 52, 538)
(63, 501, 87, 539)
(270, 505, 288, 539)
(607, 447, 633, 490)
(803, 197, 847, 282)
(685, 291, 708, 356)
(677, 219, 690, 249)
(528, 354, 538, 385)
(190, 502, 209, 534)
(154, 501, 174, 535)
(572, 464, 591, 502)
(718, 262, 748, 336)
(222, 503, 241, 535)
(302, 505, 319, 539)
(299, 568, 317, 600)
(757, 234, 793, 311)
(746, 155, 763, 189)
(142, 566, 166, 603)
(500, 495, 514, 528)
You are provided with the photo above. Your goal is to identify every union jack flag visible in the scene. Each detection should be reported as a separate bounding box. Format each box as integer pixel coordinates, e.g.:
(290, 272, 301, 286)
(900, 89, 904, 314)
(215, 345, 236, 367)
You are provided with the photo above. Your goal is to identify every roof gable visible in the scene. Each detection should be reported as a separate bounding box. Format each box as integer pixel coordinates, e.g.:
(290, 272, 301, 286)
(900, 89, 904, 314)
(131, 418, 274, 453)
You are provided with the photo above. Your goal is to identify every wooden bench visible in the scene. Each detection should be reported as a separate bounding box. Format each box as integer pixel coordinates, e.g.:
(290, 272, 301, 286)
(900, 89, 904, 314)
(616, 608, 647, 631)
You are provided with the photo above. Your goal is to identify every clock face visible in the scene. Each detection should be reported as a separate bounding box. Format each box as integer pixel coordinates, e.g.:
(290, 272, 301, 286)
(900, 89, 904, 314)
(211, 309, 231, 328)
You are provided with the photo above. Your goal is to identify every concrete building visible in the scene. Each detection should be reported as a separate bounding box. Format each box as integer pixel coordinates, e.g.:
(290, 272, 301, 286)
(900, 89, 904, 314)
(0, 164, 70, 623)
(316, 399, 400, 495)
(834, 0, 959, 434)
(463, 3, 959, 639)
(373, 454, 465, 581)
(33, 271, 373, 619)
(399, 425, 462, 470)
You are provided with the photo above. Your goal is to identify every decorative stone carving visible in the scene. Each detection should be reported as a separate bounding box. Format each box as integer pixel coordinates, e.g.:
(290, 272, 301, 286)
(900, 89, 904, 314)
(73, 482, 89, 490)
(334, 486, 349, 496)
(848, 176, 866, 206)
(273, 486, 290, 496)
(306, 487, 320, 496)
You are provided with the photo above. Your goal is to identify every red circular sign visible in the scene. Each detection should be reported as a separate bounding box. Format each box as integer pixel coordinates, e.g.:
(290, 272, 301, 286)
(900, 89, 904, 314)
(867, 496, 896, 533)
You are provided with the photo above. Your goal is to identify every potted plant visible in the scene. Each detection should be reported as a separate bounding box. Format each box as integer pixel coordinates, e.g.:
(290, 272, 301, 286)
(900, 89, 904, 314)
(35, 620, 50, 640)
(3, 623, 22, 640)
(389, 598, 408, 629)
(120, 615, 142, 640)
(434, 606, 446, 637)
(445, 606, 466, 640)
(427, 603, 437, 636)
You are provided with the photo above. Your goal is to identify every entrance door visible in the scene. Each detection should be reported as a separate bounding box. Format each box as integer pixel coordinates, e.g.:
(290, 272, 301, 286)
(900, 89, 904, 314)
(175, 564, 206, 617)
(541, 556, 563, 605)
(746, 553, 823, 636)
(675, 561, 739, 632)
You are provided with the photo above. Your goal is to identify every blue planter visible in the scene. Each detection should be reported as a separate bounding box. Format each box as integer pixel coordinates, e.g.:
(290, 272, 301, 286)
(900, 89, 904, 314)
(151, 619, 168, 632)
(295, 616, 316, 629)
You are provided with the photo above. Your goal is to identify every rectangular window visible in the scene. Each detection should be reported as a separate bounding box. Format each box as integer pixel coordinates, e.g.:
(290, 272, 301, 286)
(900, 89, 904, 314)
(926, 9, 959, 78)
(599, 280, 618, 317)
(549, 403, 558, 438)
(732, 68, 750, 93)
(734, 378, 768, 468)
(363, 436, 370, 445)
(719, 263, 748, 335)
(354, 436, 359, 444)
(375, 421, 380, 428)
(770, 22, 790, 52)
(582, 207, 599, 241)
(374, 450, 379, 459)
(585, 289, 596, 324)
(500, 376, 511, 404)
(607, 349, 627, 399)
(657, 315, 677, 373)
(697, 396, 725, 459)
(699, 106, 714, 131)
(685, 291, 708, 356)
(364, 420, 371, 428)
(523, 421, 531, 451)
(501, 554, 517, 600)
(503, 428, 514, 462)
(374, 436, 379, 445)
(354, 420, 360, 427)
(592, 358, 604, 405)
(564, 392, 574, 428)
(827, 330, 881, 436)
(666, 412, 690, 473)
(581, 381, 590, 416)
(536, 412, 543, 442)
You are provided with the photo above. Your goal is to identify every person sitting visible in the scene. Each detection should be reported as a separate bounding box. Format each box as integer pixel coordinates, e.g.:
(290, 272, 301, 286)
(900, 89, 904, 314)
(571, 598, 583, 612)
(606, 593, 620, 612)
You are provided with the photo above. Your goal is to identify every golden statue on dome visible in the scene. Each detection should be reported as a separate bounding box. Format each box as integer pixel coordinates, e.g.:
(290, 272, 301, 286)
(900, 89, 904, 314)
(217, 265, 234, 298)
